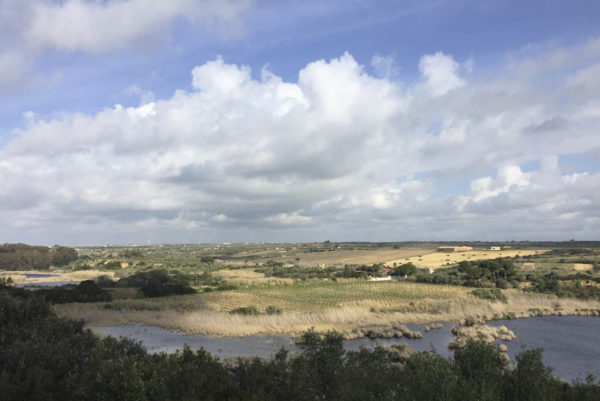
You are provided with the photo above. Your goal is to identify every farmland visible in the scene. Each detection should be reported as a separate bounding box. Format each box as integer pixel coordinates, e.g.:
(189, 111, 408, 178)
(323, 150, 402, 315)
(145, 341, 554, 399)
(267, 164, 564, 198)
(272, 248, 437, 266)
(385, 249, 546, 269)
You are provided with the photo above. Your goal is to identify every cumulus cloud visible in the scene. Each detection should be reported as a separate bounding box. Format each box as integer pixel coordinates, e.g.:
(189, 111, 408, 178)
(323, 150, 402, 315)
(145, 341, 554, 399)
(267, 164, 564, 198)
(418, 51, 465, 96)
(1, 40, 600, 243)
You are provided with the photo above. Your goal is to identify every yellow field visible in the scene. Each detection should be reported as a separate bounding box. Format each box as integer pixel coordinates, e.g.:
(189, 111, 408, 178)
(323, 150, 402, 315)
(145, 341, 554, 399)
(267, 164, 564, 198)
(274, 248, 437, 266)
(385, 249, 547, 269)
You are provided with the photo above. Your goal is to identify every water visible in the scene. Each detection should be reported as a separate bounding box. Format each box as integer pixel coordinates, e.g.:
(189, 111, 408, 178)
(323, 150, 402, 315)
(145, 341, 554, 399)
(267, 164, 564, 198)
(16, 281, 80, 288)
(489, 316, 600, 381)
(92, 325, 301, 357)
(24, 273, 59, 278)
(94, 323, 454, 358)
(94, 316, 600, 381)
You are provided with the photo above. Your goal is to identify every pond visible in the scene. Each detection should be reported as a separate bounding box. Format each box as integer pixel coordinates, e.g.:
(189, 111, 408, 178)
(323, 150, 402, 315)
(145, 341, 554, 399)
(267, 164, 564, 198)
(92, 322, 454, 359)
(93, 316, 600, 382)
(16, 281, 80, 288)
(489, 316, 600, 382)
(24, 273, 59, 278)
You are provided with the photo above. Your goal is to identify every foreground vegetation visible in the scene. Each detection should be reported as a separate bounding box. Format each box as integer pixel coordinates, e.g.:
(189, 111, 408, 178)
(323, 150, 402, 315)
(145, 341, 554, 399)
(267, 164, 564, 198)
(2, 283, 599, 401)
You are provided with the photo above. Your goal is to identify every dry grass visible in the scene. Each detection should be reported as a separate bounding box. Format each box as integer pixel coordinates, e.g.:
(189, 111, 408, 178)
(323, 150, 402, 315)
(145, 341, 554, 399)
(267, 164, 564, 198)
(385, 249, 547, 269)
(274, 248, 437, 266)
(213, 268, 293, 286)
(572, 263, 594, 271)
(55, 288, 600, 338)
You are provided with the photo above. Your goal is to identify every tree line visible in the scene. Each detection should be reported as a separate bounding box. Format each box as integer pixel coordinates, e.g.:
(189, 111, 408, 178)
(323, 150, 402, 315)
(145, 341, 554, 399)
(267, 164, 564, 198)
(0, 243, 78, 270)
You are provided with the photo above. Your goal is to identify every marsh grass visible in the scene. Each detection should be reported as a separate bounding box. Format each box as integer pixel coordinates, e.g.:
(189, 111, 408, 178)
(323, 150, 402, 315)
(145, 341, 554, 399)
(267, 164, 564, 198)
(54, 283, 600, 337)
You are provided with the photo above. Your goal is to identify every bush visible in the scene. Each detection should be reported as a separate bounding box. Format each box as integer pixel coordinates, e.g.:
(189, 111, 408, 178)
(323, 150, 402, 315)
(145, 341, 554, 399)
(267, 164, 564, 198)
(265, 305, 283, 315)
(496, 278, 509, 289)
(38, 280, 112, 304)
(119, 249, 144, 258)
(470, 288, 508, 303)
(0, 243, 78, 270)
(117, 270, 195, 297)
(102, 261, 122, 270)
(391, 262, 418, 277)
(230, 305, 260, 315)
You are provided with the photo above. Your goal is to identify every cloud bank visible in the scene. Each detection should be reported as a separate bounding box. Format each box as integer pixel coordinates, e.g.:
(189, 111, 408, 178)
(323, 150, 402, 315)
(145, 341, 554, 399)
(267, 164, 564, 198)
(1, 40, 600, 243)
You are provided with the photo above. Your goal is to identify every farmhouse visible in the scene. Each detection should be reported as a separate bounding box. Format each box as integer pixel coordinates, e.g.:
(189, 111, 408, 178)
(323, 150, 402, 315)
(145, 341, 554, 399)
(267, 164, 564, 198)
(436, 246, 473, 252)
(490, 246, 501, 251)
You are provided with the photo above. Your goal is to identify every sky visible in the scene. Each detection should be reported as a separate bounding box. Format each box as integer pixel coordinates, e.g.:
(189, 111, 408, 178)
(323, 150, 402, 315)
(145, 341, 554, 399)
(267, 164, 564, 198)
(1, 0, 600, 245)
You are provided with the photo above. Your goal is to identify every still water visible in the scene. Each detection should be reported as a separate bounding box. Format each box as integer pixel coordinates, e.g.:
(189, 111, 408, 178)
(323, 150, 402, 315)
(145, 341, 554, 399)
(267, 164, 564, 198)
(94, 316, 600, 382)
(489, 316, 600, 381)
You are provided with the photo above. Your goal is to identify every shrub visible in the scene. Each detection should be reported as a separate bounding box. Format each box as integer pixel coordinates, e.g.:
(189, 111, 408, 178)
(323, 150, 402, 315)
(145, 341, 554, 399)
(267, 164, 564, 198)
(496, 278, 509, 289)
(117, 270, 195, 297)
(470, 288, 508, 303)
(230, 305, 260, 315)
(102, 261, 122, 270)
(265, 305, 283, 315)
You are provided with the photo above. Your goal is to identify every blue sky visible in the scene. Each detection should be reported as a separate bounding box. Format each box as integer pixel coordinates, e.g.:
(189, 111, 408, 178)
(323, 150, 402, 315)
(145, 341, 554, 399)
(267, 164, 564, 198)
(1, 0, 599, 244)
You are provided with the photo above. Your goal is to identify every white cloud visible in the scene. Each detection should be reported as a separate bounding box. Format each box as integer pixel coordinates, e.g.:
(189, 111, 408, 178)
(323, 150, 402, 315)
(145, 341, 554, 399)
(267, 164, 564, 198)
(191, 56, 251, 93)
(0, 0, 250, 88)
(25, 0, 249, 53)
(1, 40, 600, 243)
(418, 51, 465, 96)
(467, 165, 530, 202)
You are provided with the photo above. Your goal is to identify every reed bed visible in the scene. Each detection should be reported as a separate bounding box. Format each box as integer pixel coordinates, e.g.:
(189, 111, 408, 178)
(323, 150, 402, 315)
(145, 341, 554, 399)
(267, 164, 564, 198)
(54, 281, 600, 337)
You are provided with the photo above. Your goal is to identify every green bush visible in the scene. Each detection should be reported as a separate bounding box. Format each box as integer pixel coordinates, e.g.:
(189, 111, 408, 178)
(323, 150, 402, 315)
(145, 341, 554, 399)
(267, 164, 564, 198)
(117, 270, 195, 297)
(229, 305, 260, 315)
(265, 305, 283, 315)
(470, 288, 508, 303)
